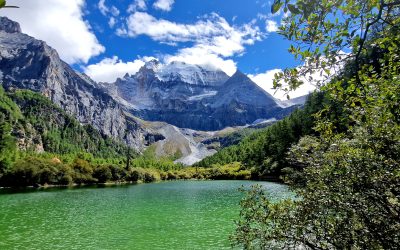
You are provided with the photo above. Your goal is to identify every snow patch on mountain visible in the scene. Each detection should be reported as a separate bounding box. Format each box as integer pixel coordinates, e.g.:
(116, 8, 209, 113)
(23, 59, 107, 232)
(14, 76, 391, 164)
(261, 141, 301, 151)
(187, 90, 218, 101)
(252, 118, 277, 125)
(276, 95, 308, 108)
(142, 60, 229, 86)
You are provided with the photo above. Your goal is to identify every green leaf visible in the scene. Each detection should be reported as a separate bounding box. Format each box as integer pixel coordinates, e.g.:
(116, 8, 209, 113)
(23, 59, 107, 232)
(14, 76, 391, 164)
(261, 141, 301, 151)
(271, 1, 283, 14)
(287, 4, 301, 14)
(0, 0, 6, 8)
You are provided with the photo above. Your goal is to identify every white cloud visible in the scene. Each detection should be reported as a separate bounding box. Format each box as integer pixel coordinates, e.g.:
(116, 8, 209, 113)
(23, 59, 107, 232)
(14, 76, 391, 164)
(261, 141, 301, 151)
(164, 48, 238, 76)
(265, 20, 279, 32)
(3, 0, 104, 64)
(98, 0, 108, 15)
(108, 17, 117, 28)
(84, 53, 236, 83)
(128, 0, 147, 13)
(98, 0, 120, 16)
(122, 12, 224, 42)
(110, 6, 120, 16)
(153, 0, 175, 12)
(249, 52, 347, 100)
(249, 69, 317, 100)
(118, 12, 262, 75)
(84, 56, 151, 83)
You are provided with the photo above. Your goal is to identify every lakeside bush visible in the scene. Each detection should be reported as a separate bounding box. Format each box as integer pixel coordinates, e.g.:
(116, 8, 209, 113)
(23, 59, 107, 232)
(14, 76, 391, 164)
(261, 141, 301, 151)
(162, 162, 251, 181)
(0, 154, 251, 187)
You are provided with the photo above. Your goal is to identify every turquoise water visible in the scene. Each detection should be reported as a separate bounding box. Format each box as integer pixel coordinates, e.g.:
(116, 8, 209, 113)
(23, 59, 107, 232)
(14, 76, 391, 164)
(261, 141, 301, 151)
(0, 180, 292, 249)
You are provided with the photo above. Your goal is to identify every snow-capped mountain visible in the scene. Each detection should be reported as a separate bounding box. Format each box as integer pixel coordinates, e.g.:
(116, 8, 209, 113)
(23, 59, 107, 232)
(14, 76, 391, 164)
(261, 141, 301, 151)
(155, 61, 230, 86)
(0, 16, 303, 164)
(99, 60, 297, 131)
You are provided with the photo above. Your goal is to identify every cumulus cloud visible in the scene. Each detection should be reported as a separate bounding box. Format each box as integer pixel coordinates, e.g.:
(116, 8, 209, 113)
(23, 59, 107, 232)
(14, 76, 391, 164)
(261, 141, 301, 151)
(84, 56, 153, 83)
(108, 17, 117, 28)
(121, 12, 236, 42)
(248, 69, 328, 100)
(98, 0, 120, 16)
(249, 69, 317, 100)
(128, 0, 147, 13)
(98, 0, 108, 15)
(3, 0, 104, 64)
(249, 52, 347, 100)
(117, 12, 262, 75)
(265, 20, 279, 32)
(164, 49, 238, 76)
(153, 0, 175, 12)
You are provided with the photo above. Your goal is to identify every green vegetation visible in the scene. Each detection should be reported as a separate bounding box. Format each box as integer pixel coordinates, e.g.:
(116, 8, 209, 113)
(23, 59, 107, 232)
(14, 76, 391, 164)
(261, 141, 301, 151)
(0, 0, 18, 9)
(0, 87, 189, 187)
(1, 156, 161, 187)
(0, 86, 21, 173)
(129, 145, 184, 171)
(11, 89, 130, 159)
(166, 162, 251, 180)
(196, 92, 327, 179)
(204, 127, 264, 151)
(0, 154, 251, 187)
(232, 0, 400, 249)
(0, 87, 252, 187)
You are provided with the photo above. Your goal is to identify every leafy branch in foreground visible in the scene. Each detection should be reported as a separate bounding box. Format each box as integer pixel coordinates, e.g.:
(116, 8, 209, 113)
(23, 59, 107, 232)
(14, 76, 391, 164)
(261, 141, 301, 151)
(271, 0, 400, 97)
(233, 1, 400, 249)
(0, 0, 18, 9)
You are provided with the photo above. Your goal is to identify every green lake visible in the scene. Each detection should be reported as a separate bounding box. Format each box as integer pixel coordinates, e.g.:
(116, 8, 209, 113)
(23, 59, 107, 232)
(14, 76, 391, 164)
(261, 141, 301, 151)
(0, 180, 292, 249)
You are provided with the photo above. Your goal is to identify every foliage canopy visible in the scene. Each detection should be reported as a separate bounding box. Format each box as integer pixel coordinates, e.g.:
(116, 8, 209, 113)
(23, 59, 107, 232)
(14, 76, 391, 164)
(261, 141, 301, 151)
(233, 0, 400, 249)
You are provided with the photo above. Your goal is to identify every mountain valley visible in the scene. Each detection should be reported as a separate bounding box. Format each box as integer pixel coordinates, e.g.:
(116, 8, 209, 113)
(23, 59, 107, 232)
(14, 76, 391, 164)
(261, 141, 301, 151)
(0, 16, 302, 164)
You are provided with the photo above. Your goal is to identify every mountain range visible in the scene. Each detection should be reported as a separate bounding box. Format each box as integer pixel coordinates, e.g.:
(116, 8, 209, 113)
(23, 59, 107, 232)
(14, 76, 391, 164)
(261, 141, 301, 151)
(0, 16, 303, 164)
(99, 58, 295, 131)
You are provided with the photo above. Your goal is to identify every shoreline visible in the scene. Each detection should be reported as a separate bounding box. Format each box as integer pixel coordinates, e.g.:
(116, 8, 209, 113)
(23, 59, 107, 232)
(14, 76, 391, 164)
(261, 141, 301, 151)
(0, 178, 282, 192)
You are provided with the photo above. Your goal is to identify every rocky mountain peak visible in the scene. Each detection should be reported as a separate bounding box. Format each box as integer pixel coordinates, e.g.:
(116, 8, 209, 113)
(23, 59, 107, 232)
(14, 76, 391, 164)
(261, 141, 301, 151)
(231, 69, 245, 77)
(144, 59, 161, 71)
(0, 17, 160, 150)
(157, 61, 229, 86)
(225, 69, 257, 88)
(0, 16, 21, 33)
(230, 69, 251, 81)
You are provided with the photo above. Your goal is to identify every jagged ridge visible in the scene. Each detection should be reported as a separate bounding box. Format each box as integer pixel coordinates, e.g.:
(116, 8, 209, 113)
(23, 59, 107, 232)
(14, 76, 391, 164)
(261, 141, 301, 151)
(100, 61, 298, 131)
(0, 16, 160, 151)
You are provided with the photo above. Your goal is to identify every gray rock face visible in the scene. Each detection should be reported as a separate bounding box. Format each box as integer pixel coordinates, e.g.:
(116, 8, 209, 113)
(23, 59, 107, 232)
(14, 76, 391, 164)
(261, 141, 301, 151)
(0, 16, 156, 150)
(0, 16, 21, 33)
(100, 61, 296, 131)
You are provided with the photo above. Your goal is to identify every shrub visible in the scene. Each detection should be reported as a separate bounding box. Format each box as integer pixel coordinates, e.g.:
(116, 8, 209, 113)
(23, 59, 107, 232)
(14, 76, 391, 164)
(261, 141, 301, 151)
(70, 158, 95, 184)
(3, 157, 62, 186)
(93, 165, 113, 183)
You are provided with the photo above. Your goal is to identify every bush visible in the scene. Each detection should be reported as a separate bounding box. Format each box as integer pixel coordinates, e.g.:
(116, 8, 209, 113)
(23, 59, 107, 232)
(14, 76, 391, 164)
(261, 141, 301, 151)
(3, 157, 63, 186)
(128, 167, 161, 183)
(93, 165, 113, 183)
(70, 158, 95, 184)
(109, 165, 128, 181)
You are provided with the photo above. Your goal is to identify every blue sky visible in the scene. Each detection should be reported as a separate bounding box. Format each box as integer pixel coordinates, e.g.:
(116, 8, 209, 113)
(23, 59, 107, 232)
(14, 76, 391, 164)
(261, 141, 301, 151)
(85, 0, 297, 73)
(3, 0, 315, 99)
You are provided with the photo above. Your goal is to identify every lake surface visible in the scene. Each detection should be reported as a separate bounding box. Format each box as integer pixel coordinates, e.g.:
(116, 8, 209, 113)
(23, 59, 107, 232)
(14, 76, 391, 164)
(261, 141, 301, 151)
(0, 180, 292, 250)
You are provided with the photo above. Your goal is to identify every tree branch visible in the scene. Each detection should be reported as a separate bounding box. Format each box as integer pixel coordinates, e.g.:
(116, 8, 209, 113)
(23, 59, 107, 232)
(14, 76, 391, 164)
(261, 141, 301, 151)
(383, 1, 400, 8)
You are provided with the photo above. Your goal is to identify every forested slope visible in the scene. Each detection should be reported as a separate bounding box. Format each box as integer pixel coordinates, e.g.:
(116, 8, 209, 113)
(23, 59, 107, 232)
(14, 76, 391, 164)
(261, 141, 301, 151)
(196, 92, 330, 178)
(0, 86, 140, 186)
(0, 86, 131, 167)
